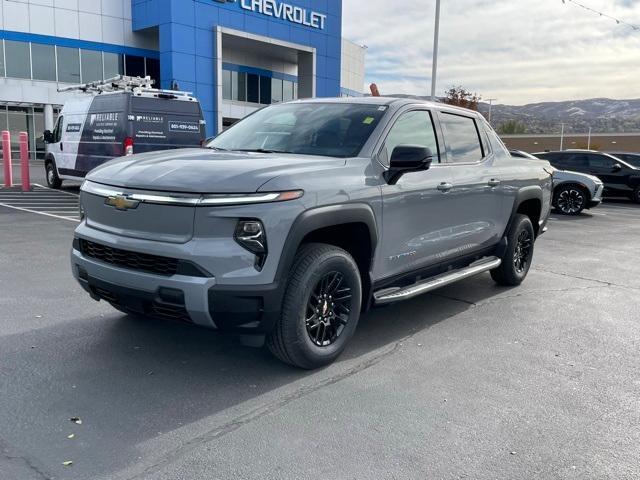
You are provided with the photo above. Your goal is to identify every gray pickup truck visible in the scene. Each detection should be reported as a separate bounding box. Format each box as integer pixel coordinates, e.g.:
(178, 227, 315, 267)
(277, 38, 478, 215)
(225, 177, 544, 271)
(72, 98, 552, 369)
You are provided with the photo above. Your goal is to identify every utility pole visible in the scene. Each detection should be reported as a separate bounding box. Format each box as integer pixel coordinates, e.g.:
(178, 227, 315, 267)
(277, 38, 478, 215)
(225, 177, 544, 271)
(587, 126, 592, 150)
(487, 98, 497, 125)
(560, 123, 566, 151)
(430, 0, 441, 101)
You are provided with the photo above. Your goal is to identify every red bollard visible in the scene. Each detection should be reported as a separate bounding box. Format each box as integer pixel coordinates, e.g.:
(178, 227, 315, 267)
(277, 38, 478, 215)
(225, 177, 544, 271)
(19, 132, 31, 192)
(2, 131, 12, 188)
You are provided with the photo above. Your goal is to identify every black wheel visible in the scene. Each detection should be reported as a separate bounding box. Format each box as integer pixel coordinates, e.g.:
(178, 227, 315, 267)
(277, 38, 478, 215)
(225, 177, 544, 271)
(267, 243, 362, 369)
(491, 214, 535, 286)
(45, 161, 62, 189)
(632, 186, 640, 204)
(553, 185, 586, 215)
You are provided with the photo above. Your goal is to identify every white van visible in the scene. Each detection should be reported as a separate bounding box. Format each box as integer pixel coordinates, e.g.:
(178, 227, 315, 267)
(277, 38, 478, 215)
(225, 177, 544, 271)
(44, 78, 205, 188)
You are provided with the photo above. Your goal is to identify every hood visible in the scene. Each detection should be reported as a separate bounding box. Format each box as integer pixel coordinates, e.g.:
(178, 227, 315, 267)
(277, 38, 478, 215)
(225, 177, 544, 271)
(86, 148, 346, 193)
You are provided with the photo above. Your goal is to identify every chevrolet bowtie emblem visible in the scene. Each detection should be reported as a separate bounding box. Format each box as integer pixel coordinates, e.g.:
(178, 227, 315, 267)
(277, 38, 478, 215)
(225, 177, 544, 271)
(105, 195, 140, 211)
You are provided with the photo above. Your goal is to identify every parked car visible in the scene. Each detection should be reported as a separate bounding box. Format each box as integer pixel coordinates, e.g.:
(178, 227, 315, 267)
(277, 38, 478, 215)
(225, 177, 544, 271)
(43, 82, 205, 189)
(71, 98, 552, 369)
(608, 152, 640, 169)
(510, 150, 603, 215)
(535, 150, 640, 204)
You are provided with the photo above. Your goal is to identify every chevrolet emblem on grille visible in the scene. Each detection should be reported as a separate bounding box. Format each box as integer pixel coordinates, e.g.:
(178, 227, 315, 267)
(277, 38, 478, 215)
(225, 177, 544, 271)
(105, 195, 140, 211)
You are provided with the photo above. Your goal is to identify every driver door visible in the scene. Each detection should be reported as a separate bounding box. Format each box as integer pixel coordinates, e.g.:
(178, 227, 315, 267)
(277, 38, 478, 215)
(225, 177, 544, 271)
(376, 109, 457, 281)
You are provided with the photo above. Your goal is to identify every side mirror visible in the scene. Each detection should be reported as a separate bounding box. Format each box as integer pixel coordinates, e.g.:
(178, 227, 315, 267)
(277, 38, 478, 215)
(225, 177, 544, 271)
(43, 130, 53, 144)
(612, 163, 623, 172)
(385, 145, 434, 185)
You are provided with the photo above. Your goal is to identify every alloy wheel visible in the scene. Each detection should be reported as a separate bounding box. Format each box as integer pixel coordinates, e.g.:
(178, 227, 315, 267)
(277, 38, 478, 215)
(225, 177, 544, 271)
(305, 271, 352, 347)
(557, 188, 584, 214)
(513, 230, 533, 274)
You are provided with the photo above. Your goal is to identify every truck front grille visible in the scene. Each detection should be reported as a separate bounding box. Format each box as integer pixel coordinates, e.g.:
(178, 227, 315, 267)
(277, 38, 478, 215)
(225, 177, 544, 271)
(80, 239, 179, 276)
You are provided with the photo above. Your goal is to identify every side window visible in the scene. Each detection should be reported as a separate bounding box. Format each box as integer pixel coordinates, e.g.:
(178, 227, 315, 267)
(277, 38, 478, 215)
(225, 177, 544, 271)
(562, 154, 588, 169)
(382, 110, 439, 164)
(440, 113, 484, 163)
(588, 155, 614, 169)
(53, 116, 64, 143)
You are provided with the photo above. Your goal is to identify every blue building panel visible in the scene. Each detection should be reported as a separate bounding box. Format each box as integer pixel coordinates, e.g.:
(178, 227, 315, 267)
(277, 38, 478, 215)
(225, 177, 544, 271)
(132, 0, 344, 135)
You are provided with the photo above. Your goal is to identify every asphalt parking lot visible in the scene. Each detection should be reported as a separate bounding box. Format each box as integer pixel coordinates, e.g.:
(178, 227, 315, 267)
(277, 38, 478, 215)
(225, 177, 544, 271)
(1, 164, 640, 480)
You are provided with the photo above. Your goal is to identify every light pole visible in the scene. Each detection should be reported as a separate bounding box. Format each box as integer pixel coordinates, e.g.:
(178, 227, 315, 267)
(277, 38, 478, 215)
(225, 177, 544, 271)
(560, 123, 566, 151)
(587, 126, 592, 150)
(487, 98, 497, 125)
(430, 0, 441, 101)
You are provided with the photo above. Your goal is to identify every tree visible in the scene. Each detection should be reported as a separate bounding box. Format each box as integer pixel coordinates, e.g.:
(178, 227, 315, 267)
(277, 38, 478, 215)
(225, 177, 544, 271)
(497, 120, 526, 135)
(442, 86, 481, 111)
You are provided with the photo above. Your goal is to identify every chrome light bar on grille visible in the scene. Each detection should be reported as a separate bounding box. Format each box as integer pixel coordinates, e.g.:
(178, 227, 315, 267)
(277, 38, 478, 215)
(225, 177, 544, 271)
(81, 180, 303, 207)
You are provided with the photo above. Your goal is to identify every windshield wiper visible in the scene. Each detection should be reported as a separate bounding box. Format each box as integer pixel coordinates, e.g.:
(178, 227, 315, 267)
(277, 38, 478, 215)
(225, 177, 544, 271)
(235, 148, 289, 154)
(206, 146, 229, 151)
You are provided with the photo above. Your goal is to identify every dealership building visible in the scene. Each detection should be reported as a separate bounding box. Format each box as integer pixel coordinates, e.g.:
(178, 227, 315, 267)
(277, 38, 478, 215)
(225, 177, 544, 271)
(0, 0, 365, 159)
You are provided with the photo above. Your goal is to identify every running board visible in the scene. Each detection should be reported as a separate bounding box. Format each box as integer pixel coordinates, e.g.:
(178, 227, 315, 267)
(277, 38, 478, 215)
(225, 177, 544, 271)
(373, 256, 502, 305)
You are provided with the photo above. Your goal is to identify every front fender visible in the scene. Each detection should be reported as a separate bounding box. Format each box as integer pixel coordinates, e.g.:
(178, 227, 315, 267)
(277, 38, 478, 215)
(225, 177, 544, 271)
(274, 203, 379, 283)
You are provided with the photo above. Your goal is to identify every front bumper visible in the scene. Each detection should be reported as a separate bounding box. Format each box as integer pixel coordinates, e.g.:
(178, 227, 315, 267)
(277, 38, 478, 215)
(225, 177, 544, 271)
(588, 184, 604, 209)
(71, 240, 284, 333)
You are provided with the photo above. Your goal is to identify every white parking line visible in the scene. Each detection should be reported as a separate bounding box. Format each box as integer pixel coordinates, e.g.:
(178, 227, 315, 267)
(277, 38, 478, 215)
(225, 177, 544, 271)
(0, 203, 79, 222)
(0, 185, 81, 222)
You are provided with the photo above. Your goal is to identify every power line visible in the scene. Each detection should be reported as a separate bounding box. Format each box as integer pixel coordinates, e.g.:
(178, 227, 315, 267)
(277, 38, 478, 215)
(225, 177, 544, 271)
(561, 0, 640, 31)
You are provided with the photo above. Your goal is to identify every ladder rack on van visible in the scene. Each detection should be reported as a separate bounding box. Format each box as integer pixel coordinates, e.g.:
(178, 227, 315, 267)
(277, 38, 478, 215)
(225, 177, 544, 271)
(57, 76, 194, 99)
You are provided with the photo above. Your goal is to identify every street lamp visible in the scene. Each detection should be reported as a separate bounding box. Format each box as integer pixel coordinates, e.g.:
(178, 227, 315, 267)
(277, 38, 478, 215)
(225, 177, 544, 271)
(487, 98, 497, 125)
(560, 123, 566, 151)
(430, 0, 441, 101)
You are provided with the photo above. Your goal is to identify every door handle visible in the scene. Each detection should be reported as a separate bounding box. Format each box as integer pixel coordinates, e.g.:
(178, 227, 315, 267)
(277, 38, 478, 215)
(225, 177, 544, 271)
(487, 179, 501, 187)
(60, 143, 64, 152)
(437, 182, 453, 192)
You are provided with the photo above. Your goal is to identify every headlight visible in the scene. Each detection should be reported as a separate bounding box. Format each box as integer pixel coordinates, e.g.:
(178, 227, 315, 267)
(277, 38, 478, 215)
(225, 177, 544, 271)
(234, 220, 267, 270)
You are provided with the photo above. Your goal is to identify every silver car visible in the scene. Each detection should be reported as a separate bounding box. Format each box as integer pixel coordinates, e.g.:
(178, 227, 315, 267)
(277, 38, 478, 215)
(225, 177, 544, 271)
(511, 150, 603, 215)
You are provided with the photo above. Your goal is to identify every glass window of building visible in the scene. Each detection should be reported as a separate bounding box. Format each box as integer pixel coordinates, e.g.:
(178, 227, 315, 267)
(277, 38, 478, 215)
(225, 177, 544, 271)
(0, 40, 5, 77)
(146, 57, 160, 87)
(57, 46, 81, 83)
(260, 76, 271, 105)
(236, 72, 247, 102)
(103, 52, 124, 79)
(271, 78, 283, 104)
(0, 107, 7, 133)
(81, 49, 103, 83)
(125, 55, 145, 77)
(283, 80, 294, 102)
(247, 74, 259, 103)
(5, 40, 31, 79)
(31, 44, 56, 81)
(222, 70, 232, 100)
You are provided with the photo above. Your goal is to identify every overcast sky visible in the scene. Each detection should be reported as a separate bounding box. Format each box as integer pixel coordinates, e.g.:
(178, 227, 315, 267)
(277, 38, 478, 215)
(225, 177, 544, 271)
(342, 0, 640, 105)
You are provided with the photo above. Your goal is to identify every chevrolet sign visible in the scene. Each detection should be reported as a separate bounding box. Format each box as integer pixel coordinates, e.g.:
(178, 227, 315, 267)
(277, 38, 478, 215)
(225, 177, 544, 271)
(105, 195, 141, 211)
(218, 0, 327, 30)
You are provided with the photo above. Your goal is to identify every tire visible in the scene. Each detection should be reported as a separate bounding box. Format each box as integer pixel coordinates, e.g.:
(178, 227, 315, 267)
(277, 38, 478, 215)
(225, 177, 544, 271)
(491, 214, 535, 287)
(45, 161, 62, 189)
(553, 184, 587, 215)
(631, 186, 640, 204)
(267, 243, 362, 369)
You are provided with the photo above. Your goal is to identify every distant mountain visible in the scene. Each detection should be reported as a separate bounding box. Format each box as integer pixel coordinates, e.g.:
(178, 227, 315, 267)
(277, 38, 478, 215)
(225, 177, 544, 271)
(387, 95, 640, 134)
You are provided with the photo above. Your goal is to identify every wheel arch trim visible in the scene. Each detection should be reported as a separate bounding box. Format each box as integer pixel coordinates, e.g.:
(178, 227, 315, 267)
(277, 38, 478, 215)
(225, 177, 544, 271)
(274, 203, 379, 284)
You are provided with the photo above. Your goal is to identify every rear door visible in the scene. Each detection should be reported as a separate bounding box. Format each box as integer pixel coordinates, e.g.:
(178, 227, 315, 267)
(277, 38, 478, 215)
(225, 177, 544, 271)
(438, 111, 506, 252)
(130, 97, 205, 154)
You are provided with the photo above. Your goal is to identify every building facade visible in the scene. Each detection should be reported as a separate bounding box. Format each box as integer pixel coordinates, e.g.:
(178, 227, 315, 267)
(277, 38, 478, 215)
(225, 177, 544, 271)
(0, 0, 365, 159)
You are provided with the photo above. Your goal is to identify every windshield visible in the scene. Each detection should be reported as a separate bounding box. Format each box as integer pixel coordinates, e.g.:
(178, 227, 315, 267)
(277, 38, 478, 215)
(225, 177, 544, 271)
(614, 154, 640, 168)
(207, 103, 387, 158)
